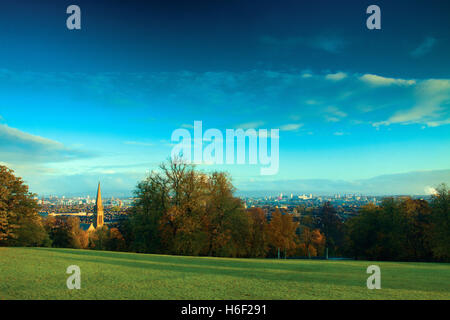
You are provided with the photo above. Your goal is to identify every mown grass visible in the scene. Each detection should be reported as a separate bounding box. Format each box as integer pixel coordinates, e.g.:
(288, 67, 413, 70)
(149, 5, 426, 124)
(0, 247, 449, 300)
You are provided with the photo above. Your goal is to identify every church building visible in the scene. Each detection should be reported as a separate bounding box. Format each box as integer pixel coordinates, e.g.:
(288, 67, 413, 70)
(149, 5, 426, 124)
(87, 182, 105, 232)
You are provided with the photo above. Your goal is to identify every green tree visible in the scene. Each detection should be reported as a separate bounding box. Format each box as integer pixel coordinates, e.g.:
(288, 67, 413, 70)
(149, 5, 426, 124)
(430, 184, 450, 261)
(345, 198, 434, 261)
(317, 202, 343, 257)
(345, 203, 382, 260)
(89, 226, 109, 250)
(0, 165, 47, 246)
(127, 170, 168, 253)
(246, 207, 269, 258)
(399, 198, 433, 260)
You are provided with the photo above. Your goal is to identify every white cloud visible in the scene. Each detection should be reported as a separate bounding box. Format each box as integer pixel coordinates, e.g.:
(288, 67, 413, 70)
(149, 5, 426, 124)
(0, 124, 62, 148)
(325, 116, 340, 123)
(280, 123, 303, 131)
(360, 74, 416, 86)
(373, 79, 450, 127)
(425, 119, 450, 127)
(325, 106, 347, 122)
(327, 106, 347, 118)
(325, 72, 347, 81)
(0, 124, 91, 164)
(424, 186, 438, 195)
(305, 99, 318, 105)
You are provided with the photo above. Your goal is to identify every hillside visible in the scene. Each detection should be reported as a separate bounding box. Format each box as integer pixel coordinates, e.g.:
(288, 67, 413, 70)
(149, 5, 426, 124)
(0, 247, 449, 300)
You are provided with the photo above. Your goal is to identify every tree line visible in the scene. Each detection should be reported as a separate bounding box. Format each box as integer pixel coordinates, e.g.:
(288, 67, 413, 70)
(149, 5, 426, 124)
(1, 163, 449, 262)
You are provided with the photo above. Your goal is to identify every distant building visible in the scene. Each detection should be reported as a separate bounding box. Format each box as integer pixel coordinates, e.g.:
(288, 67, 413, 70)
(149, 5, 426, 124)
(87, 182, 105, 232)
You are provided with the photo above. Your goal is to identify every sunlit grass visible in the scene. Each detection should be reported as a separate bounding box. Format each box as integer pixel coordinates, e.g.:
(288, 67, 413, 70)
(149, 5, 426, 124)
(0, 247, 449, 300)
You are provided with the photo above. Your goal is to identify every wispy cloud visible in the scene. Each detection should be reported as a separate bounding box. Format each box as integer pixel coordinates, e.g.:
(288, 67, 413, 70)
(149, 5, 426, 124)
(325, 72, 347, 81)
(0, 124, 92, 164)
(359, 74, 416, 86)
(373, 79, 450, 127)
(2, 67, 450, 195)
(325, 106, 347, 122)
(280, 123, 303, 132)
(411, 37, 437, 57)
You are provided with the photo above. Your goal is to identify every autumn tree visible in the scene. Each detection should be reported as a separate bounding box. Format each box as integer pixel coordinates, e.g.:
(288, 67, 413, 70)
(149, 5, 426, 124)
(158, 160, 209, 255)
(246, 207, 269, 258)
(204, 172, 248, 257)
(89, 226, 109, 250)
(267, 209, 299, 258)
(89, 226, 126, 251)
(298, 227, 325, 258)
(128, 159, 247, 257)
(298, 215, 325, 258)
(0, 165, 48, 246)
(44, 216, 88, 249)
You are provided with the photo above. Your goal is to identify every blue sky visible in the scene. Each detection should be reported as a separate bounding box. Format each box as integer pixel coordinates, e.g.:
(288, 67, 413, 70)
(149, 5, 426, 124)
(0, 0, 449, 196)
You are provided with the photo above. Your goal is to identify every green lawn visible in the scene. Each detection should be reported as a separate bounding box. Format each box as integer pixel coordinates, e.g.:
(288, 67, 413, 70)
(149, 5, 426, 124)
(0, 247, 449, 300)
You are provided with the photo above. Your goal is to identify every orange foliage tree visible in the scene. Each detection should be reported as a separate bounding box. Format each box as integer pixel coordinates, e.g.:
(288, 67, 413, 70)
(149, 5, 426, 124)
(298, 227, 325, 258)
(267, 209, 299, 258)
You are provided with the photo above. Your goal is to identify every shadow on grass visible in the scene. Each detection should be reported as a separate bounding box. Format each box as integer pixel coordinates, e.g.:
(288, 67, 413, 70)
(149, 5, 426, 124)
(31, 247, 367, 288)
(33, 247, 450, 293)
(35, 247, 358, 273)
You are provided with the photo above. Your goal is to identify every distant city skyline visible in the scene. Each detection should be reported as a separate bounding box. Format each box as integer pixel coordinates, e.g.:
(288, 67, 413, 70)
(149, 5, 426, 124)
(1, 0, 449, 195)
(35, 169, 447, 198)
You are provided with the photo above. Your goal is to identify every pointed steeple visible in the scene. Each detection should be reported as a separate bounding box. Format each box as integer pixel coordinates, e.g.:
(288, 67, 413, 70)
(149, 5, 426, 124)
(96, 182, 103, 211)
(94, 182, 104, 228)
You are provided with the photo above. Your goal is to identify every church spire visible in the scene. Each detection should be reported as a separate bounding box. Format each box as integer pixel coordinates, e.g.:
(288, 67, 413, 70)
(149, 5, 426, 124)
(94, 182, 104, 228)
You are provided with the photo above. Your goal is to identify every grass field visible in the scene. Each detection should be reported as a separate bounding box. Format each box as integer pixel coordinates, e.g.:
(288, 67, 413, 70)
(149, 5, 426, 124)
(0, 247, 449, 300)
